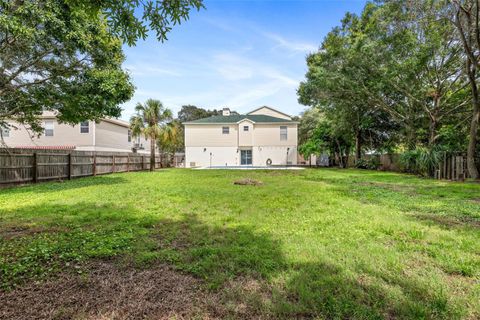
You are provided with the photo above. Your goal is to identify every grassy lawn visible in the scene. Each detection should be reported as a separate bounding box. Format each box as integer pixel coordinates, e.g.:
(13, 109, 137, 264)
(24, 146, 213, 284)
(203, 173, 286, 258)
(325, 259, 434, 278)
(1, 169, 479, 319)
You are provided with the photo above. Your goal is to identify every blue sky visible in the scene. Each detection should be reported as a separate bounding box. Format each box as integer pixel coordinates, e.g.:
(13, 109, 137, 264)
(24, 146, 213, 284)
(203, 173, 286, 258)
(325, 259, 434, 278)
(121, 0, 367, 120)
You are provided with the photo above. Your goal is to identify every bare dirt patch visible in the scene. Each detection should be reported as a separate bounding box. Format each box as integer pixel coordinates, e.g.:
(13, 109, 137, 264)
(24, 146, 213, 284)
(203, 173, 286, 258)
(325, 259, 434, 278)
(0, 261, 224, 320)
(412, 214, 480, 229)
(357, 181, 416, 193)
(233, 178, 263, 186)
(0, 225, 68, 240)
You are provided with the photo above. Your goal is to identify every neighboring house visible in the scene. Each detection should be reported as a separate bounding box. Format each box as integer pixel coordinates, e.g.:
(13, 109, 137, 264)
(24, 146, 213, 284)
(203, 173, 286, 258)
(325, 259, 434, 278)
(184, 106, 298, 167)
(2, 111, 151, 153)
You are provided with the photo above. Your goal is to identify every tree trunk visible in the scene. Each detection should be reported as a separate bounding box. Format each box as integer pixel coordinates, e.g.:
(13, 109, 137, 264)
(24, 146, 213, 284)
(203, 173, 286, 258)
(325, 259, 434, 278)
(405, 119, 416, 150)
(428, 117, 438, 147)
(354, 131, 362, 163)
(345, 145, 351, 168)
(467, 91, 480, 179)
(150, 138, 155, 171)
(466, 59, 480, 179)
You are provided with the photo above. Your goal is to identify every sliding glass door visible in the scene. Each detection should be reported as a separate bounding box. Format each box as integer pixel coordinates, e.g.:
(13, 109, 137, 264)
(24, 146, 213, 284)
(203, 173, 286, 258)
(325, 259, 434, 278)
(240, 150, 252, 165)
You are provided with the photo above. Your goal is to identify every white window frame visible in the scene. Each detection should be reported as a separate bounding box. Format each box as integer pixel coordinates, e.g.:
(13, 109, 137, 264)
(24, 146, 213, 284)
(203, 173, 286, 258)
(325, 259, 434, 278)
(222, 126, 229, 134)
(44, 120, 54, 137)
(80, 121, 89, 134)
(280, 126, 288, 141)
(1, 127, 10, 138)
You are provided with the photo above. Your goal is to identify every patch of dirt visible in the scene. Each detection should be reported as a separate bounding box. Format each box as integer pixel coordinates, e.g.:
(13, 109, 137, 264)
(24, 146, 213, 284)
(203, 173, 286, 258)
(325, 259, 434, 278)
(0, 225, 68, 240)
(357, 182, 418, 195)
(469, 198, 480, 204)
(0, 261, 225, 320)
(233, 178, 263, 186)
(412, 214, 480, 229)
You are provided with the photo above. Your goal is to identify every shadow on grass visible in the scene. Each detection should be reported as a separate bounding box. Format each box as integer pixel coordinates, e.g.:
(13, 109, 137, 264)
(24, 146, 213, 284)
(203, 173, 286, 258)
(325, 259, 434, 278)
(0, 201, 465, 319)
(0, 175, 129, 195)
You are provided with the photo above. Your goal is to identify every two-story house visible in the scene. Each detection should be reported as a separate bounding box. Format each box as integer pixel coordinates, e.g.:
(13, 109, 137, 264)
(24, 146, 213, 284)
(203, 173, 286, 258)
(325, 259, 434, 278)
(183, 106, 298, 167)
(2, 111, 151, 153)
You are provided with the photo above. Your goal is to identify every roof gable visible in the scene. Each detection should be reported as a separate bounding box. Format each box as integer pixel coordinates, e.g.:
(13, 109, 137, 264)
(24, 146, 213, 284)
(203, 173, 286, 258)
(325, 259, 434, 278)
(184, 114, 296, 124)
(247, 106, 292, 120)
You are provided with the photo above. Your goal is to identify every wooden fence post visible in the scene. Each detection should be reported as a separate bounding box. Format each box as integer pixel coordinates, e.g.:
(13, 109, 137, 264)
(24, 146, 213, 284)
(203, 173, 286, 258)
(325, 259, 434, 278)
(33, 152, 38, 183)
(112, 155, 115, 173)
(68, 153, 73, 180)
(93, 154, 97, 176)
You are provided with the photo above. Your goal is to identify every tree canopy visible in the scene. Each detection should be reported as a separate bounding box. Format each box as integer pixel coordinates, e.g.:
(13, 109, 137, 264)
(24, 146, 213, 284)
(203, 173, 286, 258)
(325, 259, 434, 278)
(1, 0, 203, 138)
(177, 105, 238, 123)
(298, 0, 479, 178)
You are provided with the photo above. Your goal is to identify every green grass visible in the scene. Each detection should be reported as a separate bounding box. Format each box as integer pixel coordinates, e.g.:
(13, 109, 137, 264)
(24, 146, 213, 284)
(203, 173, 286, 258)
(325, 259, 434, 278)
(1, 169, 479, 319)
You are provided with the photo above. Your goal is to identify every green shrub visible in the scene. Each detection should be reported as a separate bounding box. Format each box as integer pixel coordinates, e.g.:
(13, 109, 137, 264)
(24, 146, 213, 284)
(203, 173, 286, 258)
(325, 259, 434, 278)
(355, 157, 381, 170)
(399, 147, 442, 177)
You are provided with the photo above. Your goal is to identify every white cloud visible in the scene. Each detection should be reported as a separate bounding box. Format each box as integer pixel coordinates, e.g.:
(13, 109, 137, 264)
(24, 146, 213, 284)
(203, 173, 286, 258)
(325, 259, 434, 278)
(124, 64, 182, 77)
(262, 31, 317, 54)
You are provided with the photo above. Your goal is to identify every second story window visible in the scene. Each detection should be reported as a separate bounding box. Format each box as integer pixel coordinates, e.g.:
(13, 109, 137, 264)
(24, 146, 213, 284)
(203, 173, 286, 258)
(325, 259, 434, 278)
(243, 126, 249, 131)
(44, 120, 54, 137)
(222, 126, 229, 134)
(280, 126, 287, 140)
(80, 121, 89, 133)
(128, 129, 132, 142)
(1, 127, 10, 137)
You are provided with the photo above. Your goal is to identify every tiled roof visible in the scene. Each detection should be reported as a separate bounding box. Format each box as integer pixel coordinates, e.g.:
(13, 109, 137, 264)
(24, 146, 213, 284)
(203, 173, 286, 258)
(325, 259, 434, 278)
(184, 114, 295, 124)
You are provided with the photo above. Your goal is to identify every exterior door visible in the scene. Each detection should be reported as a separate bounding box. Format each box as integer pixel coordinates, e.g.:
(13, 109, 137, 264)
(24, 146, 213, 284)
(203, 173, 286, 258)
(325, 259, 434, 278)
(240, 150, 252, 165)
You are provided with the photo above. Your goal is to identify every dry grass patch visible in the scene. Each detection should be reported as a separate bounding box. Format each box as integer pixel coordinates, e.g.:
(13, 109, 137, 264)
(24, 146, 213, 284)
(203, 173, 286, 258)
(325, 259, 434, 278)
(233, 178, 263, 186)
(0, 260, 222, 320)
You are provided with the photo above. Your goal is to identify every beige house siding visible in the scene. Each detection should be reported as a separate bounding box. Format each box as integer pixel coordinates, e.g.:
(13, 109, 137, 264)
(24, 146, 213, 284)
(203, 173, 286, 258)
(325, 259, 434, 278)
(238, 120, 254, 146)
(3, 120, 94, 148)
(185, 124, 238, 147)
(95, 121, 132, 152)
(253, 124, 297, 146)
(3, 115, 152, 154)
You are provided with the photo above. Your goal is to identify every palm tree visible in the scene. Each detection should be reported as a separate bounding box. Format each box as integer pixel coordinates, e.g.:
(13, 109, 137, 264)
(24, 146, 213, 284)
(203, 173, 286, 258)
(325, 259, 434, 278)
(130, 99, 172, 171)
(158, 119, 183, 166)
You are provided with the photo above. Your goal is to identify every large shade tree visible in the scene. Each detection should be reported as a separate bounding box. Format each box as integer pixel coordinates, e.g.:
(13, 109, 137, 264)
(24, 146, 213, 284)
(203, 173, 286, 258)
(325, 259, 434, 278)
(130, 99, 172, 171)
(1, 0, 203, 138)
(448, 0, 480, 178)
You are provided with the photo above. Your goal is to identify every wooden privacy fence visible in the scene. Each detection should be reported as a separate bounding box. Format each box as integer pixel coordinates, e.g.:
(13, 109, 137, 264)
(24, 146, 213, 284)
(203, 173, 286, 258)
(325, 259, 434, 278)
(0, 149, 162, 186)
(434, 153, 472, 181)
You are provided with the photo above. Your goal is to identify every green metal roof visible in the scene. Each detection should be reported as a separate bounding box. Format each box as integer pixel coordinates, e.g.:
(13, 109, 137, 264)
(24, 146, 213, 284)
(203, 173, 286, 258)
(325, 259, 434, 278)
(184, 114, 295, 124)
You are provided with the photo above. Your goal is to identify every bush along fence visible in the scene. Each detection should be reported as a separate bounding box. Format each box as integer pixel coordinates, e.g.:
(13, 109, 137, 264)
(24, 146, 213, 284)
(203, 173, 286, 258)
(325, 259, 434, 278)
(347, 152, 475, 181)
(0, 148, 164, 186)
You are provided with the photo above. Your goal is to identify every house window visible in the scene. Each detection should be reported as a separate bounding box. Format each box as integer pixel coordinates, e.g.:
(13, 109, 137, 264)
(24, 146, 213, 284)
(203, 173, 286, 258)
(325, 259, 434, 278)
(222, 126, 229, 134)
(243, 126, 249, 131)
(280, 126, 287, 140)
(128, 129, 132, 142)
(1, 127, 9, 137)
(44, 120, 54, 136)
(80, 121, 89, 133)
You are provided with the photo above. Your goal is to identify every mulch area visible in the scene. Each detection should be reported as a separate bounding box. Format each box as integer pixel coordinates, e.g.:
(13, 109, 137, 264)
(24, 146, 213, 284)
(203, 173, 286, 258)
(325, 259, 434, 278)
(0, 261, 223, 320)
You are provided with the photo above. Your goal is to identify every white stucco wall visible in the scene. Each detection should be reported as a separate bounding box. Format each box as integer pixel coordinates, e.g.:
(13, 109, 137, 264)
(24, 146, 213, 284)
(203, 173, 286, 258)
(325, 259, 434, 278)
(253, 146, 297, 166)
(185, 146, 238, 167)
(185, 146, 297, 167)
